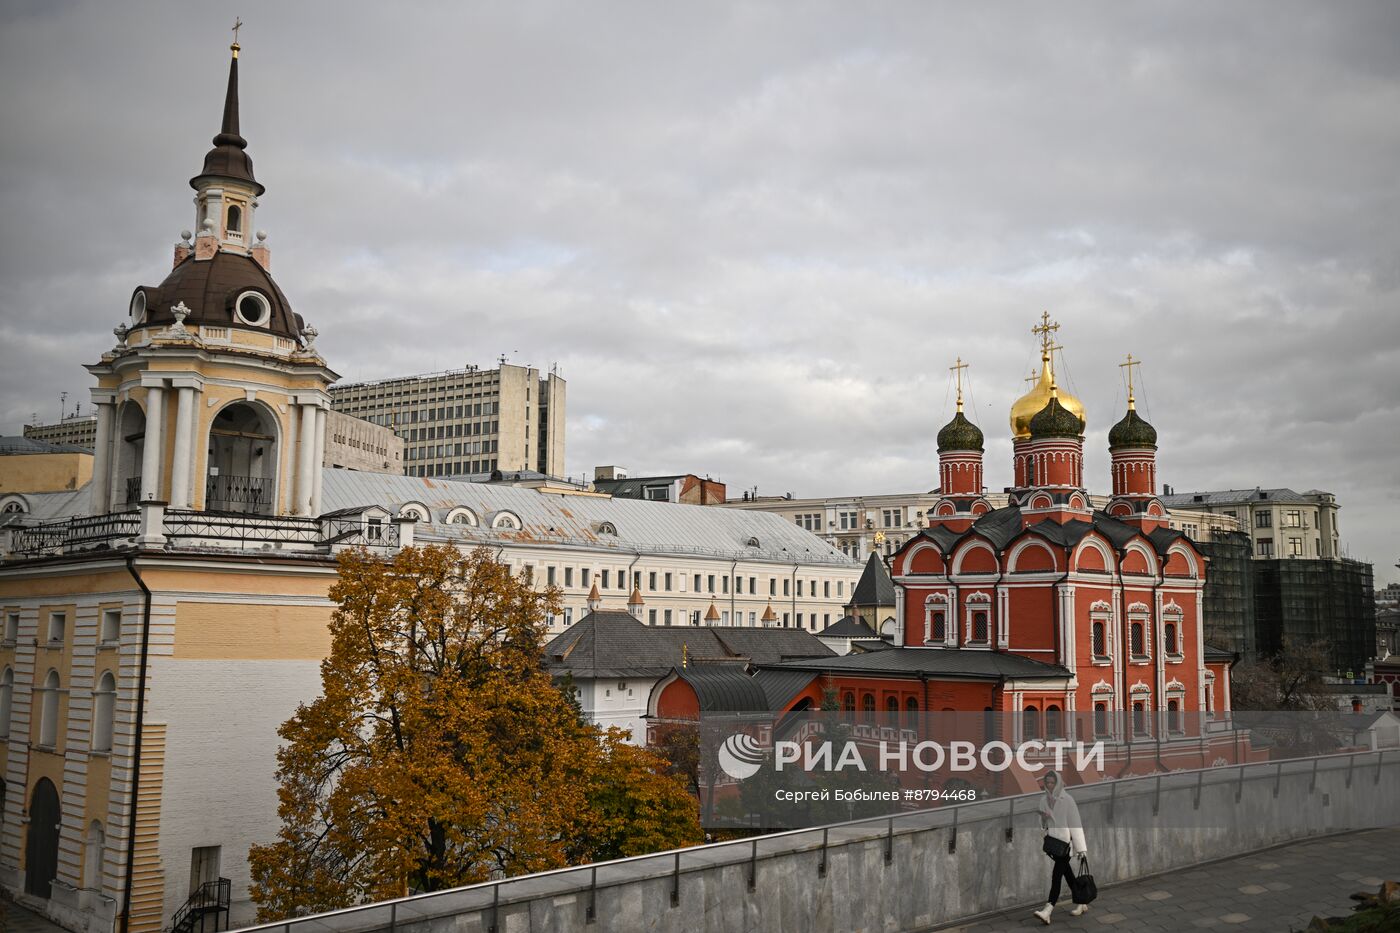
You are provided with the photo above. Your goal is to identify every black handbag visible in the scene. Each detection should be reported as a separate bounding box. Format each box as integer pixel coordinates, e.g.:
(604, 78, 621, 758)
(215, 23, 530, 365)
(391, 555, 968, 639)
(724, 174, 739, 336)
(1072, 855, 1098, 904)
(1042, 834, 1070, 859)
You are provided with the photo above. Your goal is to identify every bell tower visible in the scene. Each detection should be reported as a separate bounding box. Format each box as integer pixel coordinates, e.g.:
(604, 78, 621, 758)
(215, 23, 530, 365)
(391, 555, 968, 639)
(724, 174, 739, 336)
(1105, 354, 1168, 531)
(927, 358, 991, 532)
(1009, 317, 1092, 525)
(85, 36, 336, 520)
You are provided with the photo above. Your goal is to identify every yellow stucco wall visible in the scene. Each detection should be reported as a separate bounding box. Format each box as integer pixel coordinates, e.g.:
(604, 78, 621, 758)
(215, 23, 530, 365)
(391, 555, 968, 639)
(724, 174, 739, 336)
(173, 602, 332, 660)
(0, 452, 93, 494)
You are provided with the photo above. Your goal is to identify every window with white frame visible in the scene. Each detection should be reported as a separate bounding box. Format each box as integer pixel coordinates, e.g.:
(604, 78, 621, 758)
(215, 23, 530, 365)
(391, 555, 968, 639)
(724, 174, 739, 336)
(1164, 619, 1182, 658)
(966, 596, 991, 645)
(924, 595, 948, 645)
(92, 671, 116, 753)
(1166, 697, 1184, 734)
(47, 611, 66, 644)
(39, 669, 61, 748)
(3, 611, 17, 643)
(1130, 622, 1146, 659)
(101, 609, 121, 644)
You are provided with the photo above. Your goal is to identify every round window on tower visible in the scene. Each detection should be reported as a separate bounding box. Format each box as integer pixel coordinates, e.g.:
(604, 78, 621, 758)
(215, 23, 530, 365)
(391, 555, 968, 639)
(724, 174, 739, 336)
(235, 290, 271, 327)
(130, 290, 147, 324)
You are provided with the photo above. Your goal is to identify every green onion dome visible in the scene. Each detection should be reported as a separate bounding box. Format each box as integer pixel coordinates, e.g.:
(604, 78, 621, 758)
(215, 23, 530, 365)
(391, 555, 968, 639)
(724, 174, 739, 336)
(937, 411, 985, 452)
(1028, 395, 1085, 439)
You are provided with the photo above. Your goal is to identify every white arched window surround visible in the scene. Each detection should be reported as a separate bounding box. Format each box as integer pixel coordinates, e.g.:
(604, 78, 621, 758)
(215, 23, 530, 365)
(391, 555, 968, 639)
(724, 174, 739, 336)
(964, 592, 992, 645)
(443, 506, 478, 526)
(38, 669, 61, 748)
(1008, 538, 1057, 573)
(902, 541, 942, 575)
(491, 511, 522, 530)
(92, 671, 116, 754)
(1128, 609, 1150, 661)
(397, 502, 431, 523)
(1165, 544, 1200, 578)
(923, 593, 949, 645)
(1123, 541, 1160, 576)
(950, 540, 996, 576)
(1089, 599, 1113, 661)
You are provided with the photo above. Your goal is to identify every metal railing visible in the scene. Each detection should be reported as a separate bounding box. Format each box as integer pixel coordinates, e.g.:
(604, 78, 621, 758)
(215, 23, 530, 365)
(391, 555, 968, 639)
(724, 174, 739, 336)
(205, 473, 272, 514)
(125, 476, 142, 505)
(163, 510, 324, 548)
(6, 509, 398, 560)
(9, 511, 140, 557)
(172, 877, 232, 933)
(229, 747, 1398, 933)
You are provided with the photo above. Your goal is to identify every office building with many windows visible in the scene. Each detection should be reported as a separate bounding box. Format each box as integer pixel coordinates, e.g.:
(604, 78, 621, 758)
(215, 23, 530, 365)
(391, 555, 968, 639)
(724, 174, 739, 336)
(327, 363, 565, 479)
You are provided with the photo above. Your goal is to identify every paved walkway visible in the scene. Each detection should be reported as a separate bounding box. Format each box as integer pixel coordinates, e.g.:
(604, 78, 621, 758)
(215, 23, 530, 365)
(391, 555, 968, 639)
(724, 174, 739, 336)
(2, 899, 71, 933)
(940, 827, 1400, 933)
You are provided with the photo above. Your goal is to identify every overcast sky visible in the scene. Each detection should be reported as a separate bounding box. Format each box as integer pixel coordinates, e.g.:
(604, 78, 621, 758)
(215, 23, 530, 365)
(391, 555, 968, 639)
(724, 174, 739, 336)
(1, 2, 1396, 584)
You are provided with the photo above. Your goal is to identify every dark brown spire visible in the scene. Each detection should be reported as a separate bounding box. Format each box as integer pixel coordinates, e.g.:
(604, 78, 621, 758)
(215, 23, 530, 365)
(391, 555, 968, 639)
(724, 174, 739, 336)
(191, 43, 264, 195)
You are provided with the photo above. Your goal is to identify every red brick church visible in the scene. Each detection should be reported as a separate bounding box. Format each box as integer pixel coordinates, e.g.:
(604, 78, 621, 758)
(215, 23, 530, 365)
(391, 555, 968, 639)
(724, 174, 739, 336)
(649, 316, 1255, 779)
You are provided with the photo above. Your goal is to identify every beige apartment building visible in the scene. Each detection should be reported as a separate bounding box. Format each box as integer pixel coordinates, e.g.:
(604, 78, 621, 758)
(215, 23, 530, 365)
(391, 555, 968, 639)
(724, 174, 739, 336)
(328, 362, 565, 479)
(722, 490, 1239, 557)
(1161, 487, 1341, 559)
(23, 415, 99, 450)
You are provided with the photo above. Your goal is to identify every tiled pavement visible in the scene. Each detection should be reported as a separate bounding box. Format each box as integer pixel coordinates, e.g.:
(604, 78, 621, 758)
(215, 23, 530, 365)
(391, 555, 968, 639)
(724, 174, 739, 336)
(939, 826, 1400, 933)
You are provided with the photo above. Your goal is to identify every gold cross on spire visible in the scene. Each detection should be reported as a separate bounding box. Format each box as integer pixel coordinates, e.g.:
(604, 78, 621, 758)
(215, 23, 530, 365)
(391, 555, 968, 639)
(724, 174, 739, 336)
(950, 357, 969, 412)
(1031, 311, 1060, 360)
(1120, 353, 1142, 409)
(1024, 368, 1039, 389)
(231, 17, 243, 54)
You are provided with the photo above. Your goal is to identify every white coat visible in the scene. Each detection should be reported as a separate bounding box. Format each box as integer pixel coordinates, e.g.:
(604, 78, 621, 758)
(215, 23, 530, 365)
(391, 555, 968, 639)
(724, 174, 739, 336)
(1040, 771, 1087, 855)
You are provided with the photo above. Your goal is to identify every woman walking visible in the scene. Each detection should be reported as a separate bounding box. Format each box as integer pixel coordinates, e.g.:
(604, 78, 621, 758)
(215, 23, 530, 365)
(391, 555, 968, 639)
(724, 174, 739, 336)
(1033, 770, 1089, 924)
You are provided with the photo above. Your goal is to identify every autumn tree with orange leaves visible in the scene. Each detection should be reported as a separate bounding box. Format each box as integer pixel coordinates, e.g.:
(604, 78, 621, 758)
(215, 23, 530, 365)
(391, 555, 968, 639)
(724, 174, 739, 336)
(249, 545, 700, 920)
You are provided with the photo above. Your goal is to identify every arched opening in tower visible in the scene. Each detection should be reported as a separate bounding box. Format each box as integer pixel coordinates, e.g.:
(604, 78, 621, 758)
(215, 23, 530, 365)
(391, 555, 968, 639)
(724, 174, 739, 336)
(115, 401, 146, 507)
(205, 401, 278, 514)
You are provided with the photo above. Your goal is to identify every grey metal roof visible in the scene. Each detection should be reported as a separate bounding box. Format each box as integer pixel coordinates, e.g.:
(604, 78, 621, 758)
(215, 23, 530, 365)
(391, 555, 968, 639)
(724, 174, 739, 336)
(903, 506, 1186, 559)
(765, 646, 1072, 681)
(1162, 488, 1322, 507)
(0, 436, 91, 455)
(751, 669, 820, 710)
(1203, 643, 1237, 663)
(0, 488, 88, 521)
(675, 663, 770, 712)
(819, 615, 880, 639)
(712, 628, 836, 665)
(320, 469, 856, 566)
(544, 610, 834, 679)
(850, 552, 896, 607)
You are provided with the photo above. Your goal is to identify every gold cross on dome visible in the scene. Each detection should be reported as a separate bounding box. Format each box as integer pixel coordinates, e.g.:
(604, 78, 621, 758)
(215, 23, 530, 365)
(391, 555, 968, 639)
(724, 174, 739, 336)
(950, 357, 969, 411)
(1120, 353, 1142, 408)
(1032, 311, 1060, 357)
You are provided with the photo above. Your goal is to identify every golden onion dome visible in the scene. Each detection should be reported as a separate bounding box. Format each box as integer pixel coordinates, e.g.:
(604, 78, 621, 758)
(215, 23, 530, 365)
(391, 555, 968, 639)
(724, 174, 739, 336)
(1010, 355, 1086, 439)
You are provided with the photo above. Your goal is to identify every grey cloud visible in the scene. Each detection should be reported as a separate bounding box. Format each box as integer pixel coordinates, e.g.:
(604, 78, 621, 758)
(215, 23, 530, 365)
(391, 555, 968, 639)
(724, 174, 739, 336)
(1, 1, 1397, 582)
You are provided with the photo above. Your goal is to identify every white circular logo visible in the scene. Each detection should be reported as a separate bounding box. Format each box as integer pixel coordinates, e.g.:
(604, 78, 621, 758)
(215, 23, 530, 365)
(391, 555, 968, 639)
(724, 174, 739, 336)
(717, 733, 765, 781)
